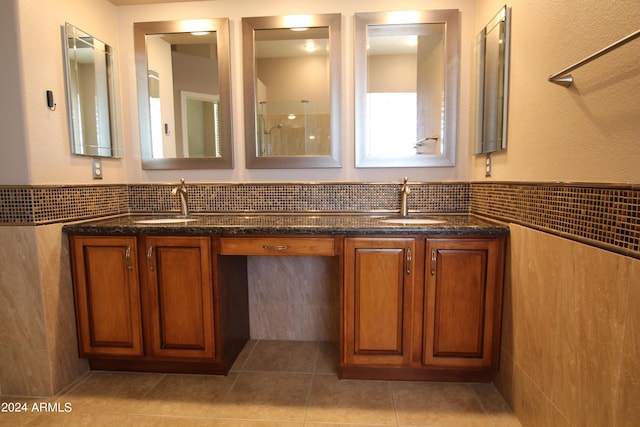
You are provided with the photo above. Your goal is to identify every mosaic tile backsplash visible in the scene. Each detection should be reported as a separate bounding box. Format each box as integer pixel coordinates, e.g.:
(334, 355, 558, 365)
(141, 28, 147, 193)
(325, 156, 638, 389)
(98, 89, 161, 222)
(1, 181, 638, 258)
(0, 185, 129, 225)
(127, 182, 469, 214)
(471, 182, 640, 257)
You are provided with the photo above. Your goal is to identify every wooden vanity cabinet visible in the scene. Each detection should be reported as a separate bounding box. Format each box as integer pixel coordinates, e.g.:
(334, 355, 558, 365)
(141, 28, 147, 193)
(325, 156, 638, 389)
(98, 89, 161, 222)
(69, 234, 249, 374)
(140, 236, 216, 359)
(70, 228, 505, 381)
(342, 238, 417, 367)
(341, 235, 505, 381)
(423, 237, 505, 372)
(69, 236, 143, 357)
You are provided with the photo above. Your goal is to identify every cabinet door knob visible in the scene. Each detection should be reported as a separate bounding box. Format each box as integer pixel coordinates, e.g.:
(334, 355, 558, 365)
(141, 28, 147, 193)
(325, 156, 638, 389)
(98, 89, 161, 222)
(125, 245, 133, 271)
(147, 246, 154, 271)
(430, 248, 437, 275)
(406, 248, 412, 275)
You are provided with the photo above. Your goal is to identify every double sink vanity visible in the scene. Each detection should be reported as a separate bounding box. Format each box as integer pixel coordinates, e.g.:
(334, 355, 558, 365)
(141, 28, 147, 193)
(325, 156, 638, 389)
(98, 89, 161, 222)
(64, 211, 507, 382)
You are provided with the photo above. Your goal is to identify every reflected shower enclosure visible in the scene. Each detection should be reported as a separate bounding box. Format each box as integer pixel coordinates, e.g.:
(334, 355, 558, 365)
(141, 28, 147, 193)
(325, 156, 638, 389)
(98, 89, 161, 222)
(257, 100, 328, 156)
(242, 14, 341, 168)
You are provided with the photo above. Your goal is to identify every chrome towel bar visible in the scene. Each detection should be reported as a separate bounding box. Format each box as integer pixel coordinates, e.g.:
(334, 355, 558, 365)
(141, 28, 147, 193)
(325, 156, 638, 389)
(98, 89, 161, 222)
(548, 29, 640, 87)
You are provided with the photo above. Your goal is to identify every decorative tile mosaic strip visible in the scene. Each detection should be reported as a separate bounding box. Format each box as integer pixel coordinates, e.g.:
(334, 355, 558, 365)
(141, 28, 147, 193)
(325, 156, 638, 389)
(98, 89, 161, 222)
(0, 187, 34, 224)
(1, 182, 469, 225)
(470, 183, 640, 257)
(0, 185, 128, 225)
(4, 181, 638, 259)
(127, 182, 469, 214)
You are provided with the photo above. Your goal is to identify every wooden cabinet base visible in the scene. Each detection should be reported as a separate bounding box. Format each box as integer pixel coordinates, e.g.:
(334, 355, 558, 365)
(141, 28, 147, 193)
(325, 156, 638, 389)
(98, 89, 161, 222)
(339, 365, 493, 382)
(87, 349, 246, 375)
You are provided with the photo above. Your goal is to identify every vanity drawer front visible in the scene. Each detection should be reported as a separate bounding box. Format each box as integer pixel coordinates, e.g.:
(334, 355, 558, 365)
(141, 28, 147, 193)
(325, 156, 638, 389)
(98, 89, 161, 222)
(219, 237, 337, 256)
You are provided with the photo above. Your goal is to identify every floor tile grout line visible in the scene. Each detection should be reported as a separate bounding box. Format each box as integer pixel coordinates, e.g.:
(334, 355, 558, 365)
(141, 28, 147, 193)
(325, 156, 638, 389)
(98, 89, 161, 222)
(302, 345, 321, 425)
(131, 372, 167, 413)
(52, 369, 94, 401)
(467, 382, 496, 426)
(217, 342, 257, 418)
(388, 381, 400, 427)
(302, 352, 320, 425)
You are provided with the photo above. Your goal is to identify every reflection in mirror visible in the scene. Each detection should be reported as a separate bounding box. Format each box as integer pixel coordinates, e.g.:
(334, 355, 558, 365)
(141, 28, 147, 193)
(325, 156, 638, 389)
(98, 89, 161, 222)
(243, 14, 341, 168)
(473, 6, 510, 154)
(63, 23, 122, 158)
(354, 10, 459, 168)
(134, 19, 232, 169)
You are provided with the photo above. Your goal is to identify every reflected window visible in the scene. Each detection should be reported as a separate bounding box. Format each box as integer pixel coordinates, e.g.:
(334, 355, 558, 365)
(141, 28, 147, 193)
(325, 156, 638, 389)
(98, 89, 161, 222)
(148, 69, 163, 158)
(354, 10, 459, 168)
(367, 92, 417, 157)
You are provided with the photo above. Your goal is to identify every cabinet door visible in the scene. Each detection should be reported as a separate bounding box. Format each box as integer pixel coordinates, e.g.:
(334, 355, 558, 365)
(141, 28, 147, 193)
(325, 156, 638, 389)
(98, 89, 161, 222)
(70, 236, 143, 357)
(424, 237, 505, 369)
(343, 238, 415, 366)
(142, 236, 216, 359)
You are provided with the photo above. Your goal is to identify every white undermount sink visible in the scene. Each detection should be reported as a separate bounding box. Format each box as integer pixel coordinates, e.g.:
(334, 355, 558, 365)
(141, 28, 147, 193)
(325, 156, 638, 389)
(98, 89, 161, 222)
(378, 218, 446, 225)
(135, 218, 198, 224)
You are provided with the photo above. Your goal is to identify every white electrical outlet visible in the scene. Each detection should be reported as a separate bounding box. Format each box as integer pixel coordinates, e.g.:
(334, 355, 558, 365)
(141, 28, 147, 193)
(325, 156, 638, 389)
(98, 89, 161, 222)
(92, 158, 103, 180)
(485, 154, 492, 177)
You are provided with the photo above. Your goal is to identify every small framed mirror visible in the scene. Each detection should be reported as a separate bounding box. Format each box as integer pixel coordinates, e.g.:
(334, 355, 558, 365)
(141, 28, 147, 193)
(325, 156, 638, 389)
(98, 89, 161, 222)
(63, 23, 122, 158)
(134, 19, 233, 169)
(354, 10, 460, 168)
(242, 14, 342, 168)
(473, 6, 510, 154)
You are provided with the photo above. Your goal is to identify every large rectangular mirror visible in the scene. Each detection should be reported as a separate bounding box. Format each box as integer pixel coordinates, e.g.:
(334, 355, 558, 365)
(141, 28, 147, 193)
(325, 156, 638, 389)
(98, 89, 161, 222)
(134, 19, 233, 169)
(242, 14, 341, 168)
(63, 23, 122, 158)
(473, 6, 510, 154)
(354, 10, 459, 168)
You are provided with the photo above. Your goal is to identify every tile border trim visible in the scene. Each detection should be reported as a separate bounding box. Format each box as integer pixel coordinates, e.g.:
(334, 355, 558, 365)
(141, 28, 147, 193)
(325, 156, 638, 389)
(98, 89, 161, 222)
(470, 182, 640, 259)
(1, 182, 638, 258)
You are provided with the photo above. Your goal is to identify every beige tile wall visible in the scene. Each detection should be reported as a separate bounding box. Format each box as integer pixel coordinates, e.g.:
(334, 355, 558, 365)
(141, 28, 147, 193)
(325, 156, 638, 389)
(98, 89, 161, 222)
(0, 226, 52, 395)
(36, 225, 89, 392)
(495, 224, 640, 426)
(247, 256, 340, 341)
(0, 225, 87, 396)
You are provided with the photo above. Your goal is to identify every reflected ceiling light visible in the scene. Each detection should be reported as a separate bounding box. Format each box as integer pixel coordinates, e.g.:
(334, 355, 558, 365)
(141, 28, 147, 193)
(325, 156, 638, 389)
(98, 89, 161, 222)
(407, 35, 418, 46)
(180, 19, 211, 33)
(290, 27, 309, 32)
(303, 41, 317, 53)
(284, 14, 313, 29)
(288, 114, 296, 120)
(191, 31, 210, 36)
(386, 11, 421, 24)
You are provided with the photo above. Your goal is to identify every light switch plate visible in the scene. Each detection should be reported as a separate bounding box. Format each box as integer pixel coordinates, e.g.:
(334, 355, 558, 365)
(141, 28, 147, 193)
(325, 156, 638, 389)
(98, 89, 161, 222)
(92, 158, 103, 180)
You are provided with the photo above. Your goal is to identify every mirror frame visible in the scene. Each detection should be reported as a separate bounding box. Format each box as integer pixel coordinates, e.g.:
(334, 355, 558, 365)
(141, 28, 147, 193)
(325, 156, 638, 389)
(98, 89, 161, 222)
(134, 19, 233, 169)
(354, 10, 460, 168)
(473, 6, 511, 154)
(63, 23, 122, 158)
(242, 14, 342, 168)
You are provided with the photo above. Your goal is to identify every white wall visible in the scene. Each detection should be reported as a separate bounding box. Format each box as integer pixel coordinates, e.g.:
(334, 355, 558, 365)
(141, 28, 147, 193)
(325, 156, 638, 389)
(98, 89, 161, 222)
(0, 0, 29, 184)
(5, 0, 638, 186)
(5, 0, 126, 185)
(472, 0, 640, 184)
(2, 0, 475, 185)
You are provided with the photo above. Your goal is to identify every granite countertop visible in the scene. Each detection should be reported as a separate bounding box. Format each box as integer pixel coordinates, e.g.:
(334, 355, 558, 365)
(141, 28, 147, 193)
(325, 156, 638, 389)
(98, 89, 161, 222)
(62, 213, 509, 236)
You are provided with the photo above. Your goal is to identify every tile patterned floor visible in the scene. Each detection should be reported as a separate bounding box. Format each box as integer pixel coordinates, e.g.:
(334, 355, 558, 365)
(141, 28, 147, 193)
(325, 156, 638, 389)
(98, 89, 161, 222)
(1, 340, 522, 426)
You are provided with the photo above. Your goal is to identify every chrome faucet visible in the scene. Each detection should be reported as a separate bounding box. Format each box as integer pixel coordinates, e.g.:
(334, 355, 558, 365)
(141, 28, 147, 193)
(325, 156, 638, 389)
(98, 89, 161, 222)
(171, 178, 189, 217)
(400, 177, 411, 217)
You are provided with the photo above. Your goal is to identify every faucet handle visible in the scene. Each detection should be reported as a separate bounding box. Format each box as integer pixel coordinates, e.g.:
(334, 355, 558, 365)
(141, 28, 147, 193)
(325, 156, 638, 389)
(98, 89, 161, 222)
(402, 177, 410, 194)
